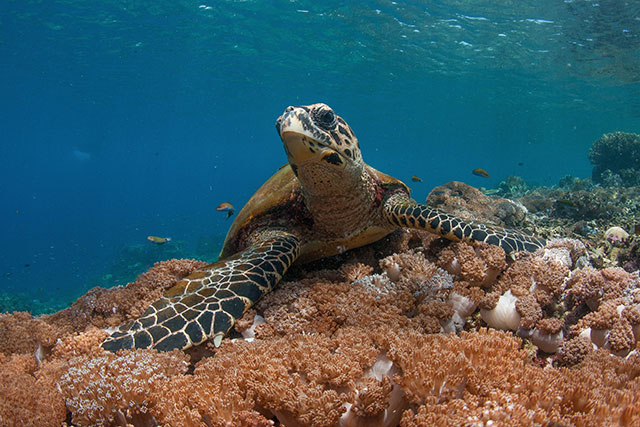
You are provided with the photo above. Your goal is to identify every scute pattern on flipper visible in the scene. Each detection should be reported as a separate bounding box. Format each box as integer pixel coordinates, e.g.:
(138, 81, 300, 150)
(102, 230, 300, 352)
(383, 193, 545, 253)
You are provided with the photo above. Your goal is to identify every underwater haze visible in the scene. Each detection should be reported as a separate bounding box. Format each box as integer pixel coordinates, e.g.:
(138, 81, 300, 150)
(2, 0, 640, 312)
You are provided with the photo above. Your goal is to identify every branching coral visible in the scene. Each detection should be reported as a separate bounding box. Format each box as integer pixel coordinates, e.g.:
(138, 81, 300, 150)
(558, 336, 594, 366)
(567, 266, 636, 310)
(475, 254, 570, 339)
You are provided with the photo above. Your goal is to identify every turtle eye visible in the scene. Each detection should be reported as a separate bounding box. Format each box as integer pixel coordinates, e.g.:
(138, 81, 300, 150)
(312, 108, 337, 130)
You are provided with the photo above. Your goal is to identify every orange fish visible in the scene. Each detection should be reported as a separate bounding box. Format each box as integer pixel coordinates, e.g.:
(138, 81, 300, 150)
(411, 175, 422, 182)
(216, 202, 235, 218)
(147, 236, 171, 245)
(472, 168, 490, 178)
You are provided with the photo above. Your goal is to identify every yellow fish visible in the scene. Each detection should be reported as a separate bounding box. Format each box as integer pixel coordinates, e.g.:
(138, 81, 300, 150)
(472, 168, 490, 178)
(147, 236, 171, 245)
(411, 175, 422, 182)
(216, 202, 235, 218)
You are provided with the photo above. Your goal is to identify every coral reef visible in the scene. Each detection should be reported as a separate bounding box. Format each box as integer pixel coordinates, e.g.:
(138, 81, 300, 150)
(426, 181, 531, 228)
(1, 228, 640, 426)
(489, 173, 640, 272)
(589, 131, 640, 187)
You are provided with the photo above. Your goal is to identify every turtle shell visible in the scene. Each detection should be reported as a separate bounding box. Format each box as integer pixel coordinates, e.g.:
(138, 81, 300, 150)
(219, 165, 304, 259)
(219, 164, 409, 262)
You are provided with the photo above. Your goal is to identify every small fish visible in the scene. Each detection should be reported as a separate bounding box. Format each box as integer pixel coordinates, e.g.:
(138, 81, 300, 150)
(147, 235, 171, 245)
(483, 189, 499, 195)
(472, 168, 490, 178)
(555, 199, 578, 209)
(216, 202, 235, 218)
(517, 162, 524, 166)
(431, 190, 445, 196)
(411, 175, 422, 182)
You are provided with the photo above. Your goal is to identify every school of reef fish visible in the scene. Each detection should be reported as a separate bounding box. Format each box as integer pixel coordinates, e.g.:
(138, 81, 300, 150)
(1, 131, 640, 426)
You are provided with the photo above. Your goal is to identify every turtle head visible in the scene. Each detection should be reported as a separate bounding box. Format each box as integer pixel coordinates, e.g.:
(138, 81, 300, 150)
(276, 103, 364, 191)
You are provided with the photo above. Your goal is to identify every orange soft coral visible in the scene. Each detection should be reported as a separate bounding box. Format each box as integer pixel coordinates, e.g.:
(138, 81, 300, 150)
(57, 349, 189, 426)
(0, 312, 61, 355)
(179, 329, 385, 427)
(4, 239, 640, 425)
(566, 266, 636, 310)
(398, 334, 640, 426)
(0, 353, 66, 427)
(437, 242, 506, 287)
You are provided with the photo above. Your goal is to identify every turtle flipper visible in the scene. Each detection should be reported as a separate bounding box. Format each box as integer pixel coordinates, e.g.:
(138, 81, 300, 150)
(383, 194, 545, 253)
(101, 229, 300, 352)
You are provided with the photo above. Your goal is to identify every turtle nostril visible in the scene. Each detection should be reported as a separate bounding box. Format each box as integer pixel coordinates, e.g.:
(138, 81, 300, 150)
(285, 106, 295, 112)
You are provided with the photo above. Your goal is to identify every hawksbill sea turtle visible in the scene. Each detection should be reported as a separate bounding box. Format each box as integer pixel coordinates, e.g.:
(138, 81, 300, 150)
(102, 103, 545, 352)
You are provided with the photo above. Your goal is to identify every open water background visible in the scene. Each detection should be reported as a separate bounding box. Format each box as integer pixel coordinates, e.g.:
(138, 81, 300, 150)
(1, 0, 640, 312)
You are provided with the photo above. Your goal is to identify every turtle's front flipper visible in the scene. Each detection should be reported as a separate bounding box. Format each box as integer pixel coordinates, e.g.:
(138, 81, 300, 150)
(382, 194, 545, 253)
(102, 229, 300, 352)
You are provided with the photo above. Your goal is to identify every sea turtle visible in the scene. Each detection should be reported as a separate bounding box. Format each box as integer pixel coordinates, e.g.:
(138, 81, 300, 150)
(102, 103, 545, 352)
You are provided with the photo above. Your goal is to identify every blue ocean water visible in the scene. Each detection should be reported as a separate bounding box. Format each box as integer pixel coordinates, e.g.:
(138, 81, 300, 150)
(1, 0, 639, 313)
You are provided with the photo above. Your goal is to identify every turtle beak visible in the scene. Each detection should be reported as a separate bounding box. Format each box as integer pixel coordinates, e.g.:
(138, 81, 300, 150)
(278, 107, 317, 164)
(281, 131, 318, 164)
(275, 106, 295, 135)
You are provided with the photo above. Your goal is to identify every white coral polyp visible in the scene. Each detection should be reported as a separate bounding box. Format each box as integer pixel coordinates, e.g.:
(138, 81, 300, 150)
(339, 353, 406, 427)
(239, 314, 266, 341)
(449, 292, 478, 318)
(480, 290, 520, 331)
(541, 247, 572, 269)
(440, 292, 478, 333)
(531, 328, 564, 353)
(384, 262, 401, 282)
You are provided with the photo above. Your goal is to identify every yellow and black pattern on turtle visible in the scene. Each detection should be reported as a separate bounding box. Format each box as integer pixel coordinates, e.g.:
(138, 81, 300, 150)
(101, 230, 300, 352)
(383, 193, 545, 253)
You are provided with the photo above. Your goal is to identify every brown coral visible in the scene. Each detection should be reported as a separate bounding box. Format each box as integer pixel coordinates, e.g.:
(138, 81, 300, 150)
(0, 311, 61, 355)
(515, 294, 543, 329)
(567, 266, 636, 310)
(536, 317, 564, 335)
(559, 336, 594, 366)
(437, 242, 506, 287)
